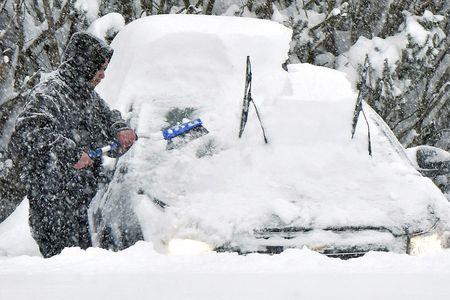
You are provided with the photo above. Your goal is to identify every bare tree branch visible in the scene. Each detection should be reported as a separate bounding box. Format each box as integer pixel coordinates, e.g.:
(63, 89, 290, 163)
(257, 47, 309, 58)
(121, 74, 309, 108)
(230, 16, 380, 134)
(55, 0, 74, 28)
(0, 0, 9, 15)
(29, 0, 45, 23)
(205, 0, 215, 15)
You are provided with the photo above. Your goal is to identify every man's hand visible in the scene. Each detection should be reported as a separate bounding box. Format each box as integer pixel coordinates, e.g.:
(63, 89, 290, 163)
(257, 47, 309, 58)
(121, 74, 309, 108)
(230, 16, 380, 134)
(73, 152, 93, 169)
(117, 129, 137, 150)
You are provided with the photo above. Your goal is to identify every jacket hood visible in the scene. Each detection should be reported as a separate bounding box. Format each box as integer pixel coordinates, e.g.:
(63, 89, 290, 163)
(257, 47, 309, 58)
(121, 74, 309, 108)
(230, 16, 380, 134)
(58, 32, 114, 87)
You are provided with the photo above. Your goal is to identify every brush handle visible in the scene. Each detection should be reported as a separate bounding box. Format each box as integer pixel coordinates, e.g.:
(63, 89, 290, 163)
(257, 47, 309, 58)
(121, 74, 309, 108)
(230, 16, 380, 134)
(88, 140, 121, 159)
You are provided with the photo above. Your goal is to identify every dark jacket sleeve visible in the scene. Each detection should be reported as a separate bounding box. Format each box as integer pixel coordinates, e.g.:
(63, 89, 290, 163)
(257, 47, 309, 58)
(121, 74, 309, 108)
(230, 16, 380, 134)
(10, 93, 82, 166)
(93, 91, 130, 138)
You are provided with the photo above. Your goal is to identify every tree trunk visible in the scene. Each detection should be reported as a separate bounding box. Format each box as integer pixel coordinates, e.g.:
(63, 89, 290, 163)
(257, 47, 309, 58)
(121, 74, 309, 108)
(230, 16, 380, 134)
(205, 0, 215, 15)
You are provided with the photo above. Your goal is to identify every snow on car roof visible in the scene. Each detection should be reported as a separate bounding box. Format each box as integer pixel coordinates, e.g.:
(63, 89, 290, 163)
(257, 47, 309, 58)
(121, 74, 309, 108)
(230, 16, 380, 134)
(97, 15, 450, 246)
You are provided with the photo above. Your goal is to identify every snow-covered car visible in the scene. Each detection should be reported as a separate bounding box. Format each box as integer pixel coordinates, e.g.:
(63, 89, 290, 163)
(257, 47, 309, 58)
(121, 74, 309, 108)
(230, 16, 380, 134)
(91, 15, 450, 258)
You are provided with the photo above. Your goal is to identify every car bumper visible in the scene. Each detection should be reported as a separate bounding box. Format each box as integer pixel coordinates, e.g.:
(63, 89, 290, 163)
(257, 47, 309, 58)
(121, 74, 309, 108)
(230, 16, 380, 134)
(215, 226, 430, 259)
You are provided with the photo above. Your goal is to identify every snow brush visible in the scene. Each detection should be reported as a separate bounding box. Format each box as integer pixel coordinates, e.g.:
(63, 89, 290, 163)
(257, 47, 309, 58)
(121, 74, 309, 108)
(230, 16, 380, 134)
(87, 118, 208, 157)
(163, 118, 209, 150)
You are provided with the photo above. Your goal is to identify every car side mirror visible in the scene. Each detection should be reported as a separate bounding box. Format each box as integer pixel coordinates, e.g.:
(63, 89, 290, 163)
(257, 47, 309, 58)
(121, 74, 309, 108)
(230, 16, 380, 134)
(410, 145, 450, 177)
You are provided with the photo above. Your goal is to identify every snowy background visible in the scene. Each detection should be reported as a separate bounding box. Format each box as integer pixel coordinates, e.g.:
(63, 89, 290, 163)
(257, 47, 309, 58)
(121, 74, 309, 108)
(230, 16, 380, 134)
(2, 13, 450, 299)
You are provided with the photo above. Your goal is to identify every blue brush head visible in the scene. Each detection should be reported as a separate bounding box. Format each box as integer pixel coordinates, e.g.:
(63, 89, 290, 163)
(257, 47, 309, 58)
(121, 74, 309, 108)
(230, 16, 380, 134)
(163, 119, 203, 140)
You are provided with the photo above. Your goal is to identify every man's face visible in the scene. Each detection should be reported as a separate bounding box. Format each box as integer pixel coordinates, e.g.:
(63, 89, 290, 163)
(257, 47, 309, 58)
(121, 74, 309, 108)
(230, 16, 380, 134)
(89, 60, 109, 87)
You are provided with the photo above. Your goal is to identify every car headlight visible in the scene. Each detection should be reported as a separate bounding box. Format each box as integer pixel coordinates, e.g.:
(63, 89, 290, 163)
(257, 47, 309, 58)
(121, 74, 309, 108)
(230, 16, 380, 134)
(409, 232, 443, 256)
(168, 239, 212, 255)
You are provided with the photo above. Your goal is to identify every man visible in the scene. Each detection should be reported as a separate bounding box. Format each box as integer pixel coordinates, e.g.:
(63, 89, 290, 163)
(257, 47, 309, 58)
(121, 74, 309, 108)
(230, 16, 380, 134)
(9, 32, 136, 258)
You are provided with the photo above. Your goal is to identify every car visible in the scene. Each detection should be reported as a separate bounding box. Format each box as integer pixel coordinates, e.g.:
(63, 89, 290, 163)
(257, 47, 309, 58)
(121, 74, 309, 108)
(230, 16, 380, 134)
(90, 14, 450, 259)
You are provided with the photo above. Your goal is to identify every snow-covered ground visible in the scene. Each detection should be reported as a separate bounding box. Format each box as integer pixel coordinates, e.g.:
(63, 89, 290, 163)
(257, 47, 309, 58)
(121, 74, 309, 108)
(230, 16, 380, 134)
(2, 203, 450, 299)
(2, 233, 450, 300)
(2, 14, 450, 299)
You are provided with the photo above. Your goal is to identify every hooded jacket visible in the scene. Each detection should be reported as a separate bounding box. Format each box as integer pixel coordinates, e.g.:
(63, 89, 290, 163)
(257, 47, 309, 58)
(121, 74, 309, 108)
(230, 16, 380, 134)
(10, 32, 129, 197)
